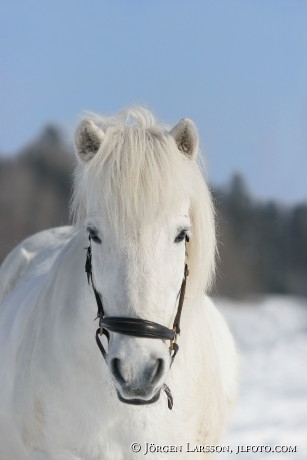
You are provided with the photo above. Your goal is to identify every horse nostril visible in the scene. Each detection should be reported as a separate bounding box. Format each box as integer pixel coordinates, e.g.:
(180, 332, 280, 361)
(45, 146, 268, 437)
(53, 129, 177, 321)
(111, 357, 165, 388)
(111, 358, 126, 385)
(148, 359, 164, 386)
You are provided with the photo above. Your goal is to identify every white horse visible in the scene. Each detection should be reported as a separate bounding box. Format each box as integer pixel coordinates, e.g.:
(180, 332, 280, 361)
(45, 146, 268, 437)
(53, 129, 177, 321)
(0, 107, 237, 460)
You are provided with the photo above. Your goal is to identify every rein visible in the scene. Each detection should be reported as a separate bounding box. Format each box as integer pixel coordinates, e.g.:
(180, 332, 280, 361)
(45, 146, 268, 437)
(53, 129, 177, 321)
(85, 237, 189, 409)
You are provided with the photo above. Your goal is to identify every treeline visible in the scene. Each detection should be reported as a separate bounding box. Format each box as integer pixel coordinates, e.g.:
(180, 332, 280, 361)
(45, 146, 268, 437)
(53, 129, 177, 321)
(213, 176, 307, 298)
(0, 126, 72, 262)
(0, 125, 306, 298)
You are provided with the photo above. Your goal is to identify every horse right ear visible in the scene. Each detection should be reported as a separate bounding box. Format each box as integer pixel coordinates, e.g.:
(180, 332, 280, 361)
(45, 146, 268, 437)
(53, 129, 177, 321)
(75, 119, 105, 163)
(170, 118, 199, 159)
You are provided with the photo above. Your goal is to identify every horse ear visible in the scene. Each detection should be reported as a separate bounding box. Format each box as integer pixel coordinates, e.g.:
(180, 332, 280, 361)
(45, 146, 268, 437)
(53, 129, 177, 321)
(170, 118, 199, 159)
(75, 119, 105, 163)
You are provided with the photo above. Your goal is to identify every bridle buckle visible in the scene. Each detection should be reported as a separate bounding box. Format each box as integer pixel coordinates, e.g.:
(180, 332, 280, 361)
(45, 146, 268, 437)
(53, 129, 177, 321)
(169, 326, 180, 362)
(170, 328, 177, 351)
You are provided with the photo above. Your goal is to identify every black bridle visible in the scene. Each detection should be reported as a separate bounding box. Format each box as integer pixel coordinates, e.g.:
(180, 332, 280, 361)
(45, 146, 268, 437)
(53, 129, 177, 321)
(85, 236, 189, 409)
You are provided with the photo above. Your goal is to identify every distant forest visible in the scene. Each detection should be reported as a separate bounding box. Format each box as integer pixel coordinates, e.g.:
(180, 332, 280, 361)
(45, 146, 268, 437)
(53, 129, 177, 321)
(0, 125, 306, 298)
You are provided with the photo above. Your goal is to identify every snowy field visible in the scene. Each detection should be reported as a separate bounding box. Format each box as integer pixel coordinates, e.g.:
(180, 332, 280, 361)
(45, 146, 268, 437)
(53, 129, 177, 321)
(216, 296, 307, 459)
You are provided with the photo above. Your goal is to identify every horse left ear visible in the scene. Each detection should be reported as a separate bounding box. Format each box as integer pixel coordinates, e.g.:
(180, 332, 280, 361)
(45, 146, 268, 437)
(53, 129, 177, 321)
(170, 118, 199, 159)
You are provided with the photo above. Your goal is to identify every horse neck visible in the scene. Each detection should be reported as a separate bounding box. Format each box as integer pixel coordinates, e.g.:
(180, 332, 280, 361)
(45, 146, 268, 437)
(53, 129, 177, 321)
(41, 231, 98, 364)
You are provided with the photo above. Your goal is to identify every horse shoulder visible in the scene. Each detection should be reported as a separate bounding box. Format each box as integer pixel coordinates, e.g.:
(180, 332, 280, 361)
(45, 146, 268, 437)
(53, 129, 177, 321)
(205, 296, 238, 408)
(0, 226, 75, 304)
(180, 296, 238, 445)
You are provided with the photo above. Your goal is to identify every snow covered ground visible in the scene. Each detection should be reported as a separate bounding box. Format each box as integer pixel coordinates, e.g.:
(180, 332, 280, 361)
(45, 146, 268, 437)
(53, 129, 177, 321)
(216, 296, 307, 460)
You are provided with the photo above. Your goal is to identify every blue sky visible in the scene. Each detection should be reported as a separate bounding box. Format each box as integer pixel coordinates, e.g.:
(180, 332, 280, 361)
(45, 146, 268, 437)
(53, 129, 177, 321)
(0, 0, 306, 203)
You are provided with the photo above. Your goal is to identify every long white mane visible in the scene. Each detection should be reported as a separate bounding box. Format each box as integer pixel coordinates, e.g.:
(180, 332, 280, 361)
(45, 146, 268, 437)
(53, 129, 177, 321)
(71, 107, 216, 295)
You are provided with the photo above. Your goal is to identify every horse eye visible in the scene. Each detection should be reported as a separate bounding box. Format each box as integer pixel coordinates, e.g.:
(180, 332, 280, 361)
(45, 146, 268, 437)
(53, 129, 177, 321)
(174, 230, 188, 243)
(87, 227, 102, 244)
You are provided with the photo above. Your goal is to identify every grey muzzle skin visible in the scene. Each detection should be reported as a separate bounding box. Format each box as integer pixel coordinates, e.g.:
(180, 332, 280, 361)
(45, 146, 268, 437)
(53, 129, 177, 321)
(85, 236, 189, 410)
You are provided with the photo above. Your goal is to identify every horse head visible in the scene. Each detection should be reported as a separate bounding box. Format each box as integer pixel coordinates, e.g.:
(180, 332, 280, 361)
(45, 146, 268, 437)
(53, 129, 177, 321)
(72, 108, 215, 406)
